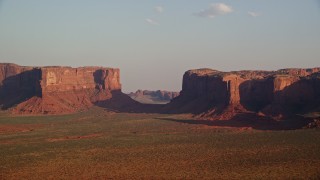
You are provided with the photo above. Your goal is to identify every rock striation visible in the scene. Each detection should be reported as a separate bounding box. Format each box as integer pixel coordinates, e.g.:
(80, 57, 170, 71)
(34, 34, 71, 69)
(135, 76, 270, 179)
(0, 63, 122, 114)
(169, 67, 320, 120)
(1, 63, 319, 120)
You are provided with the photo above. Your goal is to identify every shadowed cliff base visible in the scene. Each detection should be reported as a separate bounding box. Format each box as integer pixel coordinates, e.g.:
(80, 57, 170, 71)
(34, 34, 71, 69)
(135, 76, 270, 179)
(94, 92, 316, 130)
(0, 68, 41, 110)
(0, 63, 319, 130)
(169, 68, 320, 120)
(157, 113, 314, 131)
(95, 91, 168, 114)
(0, 63, 121, 114)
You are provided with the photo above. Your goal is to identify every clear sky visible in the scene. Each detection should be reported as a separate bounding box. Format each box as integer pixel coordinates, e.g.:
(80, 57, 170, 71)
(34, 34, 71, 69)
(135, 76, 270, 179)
(0, 0, 319, 92)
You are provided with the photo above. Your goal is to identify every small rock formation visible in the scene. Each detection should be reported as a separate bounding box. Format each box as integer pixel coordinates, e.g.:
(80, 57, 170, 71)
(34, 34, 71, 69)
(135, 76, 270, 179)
(0, 63, 122, 114)
(128, 90, 179, 104)
(304, 118, 320, 129)
(169, 67, 320, 120)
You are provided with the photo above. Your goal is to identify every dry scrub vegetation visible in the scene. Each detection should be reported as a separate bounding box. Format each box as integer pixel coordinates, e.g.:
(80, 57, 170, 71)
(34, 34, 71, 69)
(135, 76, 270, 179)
(0, 107, 320, 179)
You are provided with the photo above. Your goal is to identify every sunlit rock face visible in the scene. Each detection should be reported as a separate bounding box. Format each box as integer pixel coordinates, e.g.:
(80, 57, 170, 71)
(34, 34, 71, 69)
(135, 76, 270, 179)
(0, 63, 121, 114)
(1, 63, 319, 118)
(170, 67, 320, 119)
(41, 66, 121, 92)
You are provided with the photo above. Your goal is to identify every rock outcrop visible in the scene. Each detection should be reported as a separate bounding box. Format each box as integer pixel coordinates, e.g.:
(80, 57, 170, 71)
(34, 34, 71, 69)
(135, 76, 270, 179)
(169, 67, 320, 120)
(304, 118, 320, 129)
(0, 63, 122, 114)
(1, 63, 319, 119)
(128, 90, 179, 104)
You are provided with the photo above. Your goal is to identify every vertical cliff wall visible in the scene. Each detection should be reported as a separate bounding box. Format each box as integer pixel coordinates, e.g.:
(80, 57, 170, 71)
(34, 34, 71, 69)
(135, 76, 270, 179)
(1, 63, 319, 117)
(170, 68, 320, 119)
(40, 67, 121, 93)
(0, 63, 122, 114)
(0, 64, 41, 108)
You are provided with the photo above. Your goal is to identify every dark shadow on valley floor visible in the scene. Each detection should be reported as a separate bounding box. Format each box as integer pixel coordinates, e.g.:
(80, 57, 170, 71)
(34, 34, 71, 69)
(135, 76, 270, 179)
(94, 91, 170, 114)
(156, 113, 313, 131)
(95, 92, 315, 130)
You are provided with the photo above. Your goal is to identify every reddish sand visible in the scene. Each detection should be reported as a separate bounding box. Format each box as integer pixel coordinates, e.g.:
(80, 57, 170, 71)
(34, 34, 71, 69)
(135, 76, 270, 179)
(47, 133, 103, 142)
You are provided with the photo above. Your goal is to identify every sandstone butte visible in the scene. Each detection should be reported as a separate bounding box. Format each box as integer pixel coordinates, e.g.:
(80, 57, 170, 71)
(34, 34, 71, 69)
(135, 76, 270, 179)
(0, 63, 320, 121)
(169, 67, 320, 120)
(0, 63, 124, 114)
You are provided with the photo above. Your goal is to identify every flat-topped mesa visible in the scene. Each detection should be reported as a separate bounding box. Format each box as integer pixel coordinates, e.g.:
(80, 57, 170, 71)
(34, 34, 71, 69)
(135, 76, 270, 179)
(128, 90, 179, 104)
(0, 63, 122, 114)
(171, 67, 320, 119)
(41, 66, 121, 93)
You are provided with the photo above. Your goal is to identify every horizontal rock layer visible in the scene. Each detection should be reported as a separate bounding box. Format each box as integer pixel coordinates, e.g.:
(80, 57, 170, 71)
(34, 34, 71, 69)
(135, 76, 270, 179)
(170, 68, 320, 119)
(1, 63, 319, 119)
(0, 63, 121, 114)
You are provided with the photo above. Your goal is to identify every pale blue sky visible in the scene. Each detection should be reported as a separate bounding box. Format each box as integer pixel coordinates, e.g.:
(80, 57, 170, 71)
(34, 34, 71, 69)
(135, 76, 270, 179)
(0, 0, 319, 92)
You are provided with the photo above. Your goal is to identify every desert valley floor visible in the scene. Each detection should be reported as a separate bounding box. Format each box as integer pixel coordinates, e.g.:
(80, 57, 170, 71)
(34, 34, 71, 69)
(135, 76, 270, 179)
(1, 0, 320, 178)
(1, 107, 319, 179)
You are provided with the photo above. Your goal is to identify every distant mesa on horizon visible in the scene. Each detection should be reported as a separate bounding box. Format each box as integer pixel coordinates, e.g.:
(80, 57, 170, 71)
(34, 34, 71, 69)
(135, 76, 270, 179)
(0, 62, 320, 130)
(128, 90, 179, 104)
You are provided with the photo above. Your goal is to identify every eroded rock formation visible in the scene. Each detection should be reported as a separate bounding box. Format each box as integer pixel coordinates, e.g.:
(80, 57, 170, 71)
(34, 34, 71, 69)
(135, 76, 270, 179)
(128, 90, 179, 104)
(169, 68, 320, 120)
(0, 63, 122, 114)
(1, 63, 319, 120)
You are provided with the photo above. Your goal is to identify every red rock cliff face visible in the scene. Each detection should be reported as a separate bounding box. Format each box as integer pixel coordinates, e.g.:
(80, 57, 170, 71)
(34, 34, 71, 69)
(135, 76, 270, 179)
(0, 63, 122, 114)
(0, 64, 41, 108)
(170, 68, 320, 119)
(40, 67, 121, 93)
(262, 75, 318, 118)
